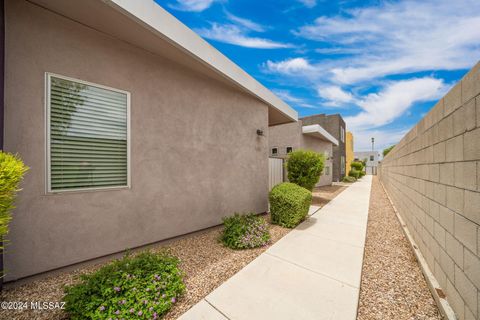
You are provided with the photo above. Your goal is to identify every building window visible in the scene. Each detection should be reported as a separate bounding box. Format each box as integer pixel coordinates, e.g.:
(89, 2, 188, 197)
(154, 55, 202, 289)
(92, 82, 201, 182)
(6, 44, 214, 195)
(325, 166, 330, 175)
(340, 127, 345, 143)
(286, 146, 293, 154)
(271, 147, 278, 156)
(47, 74, 130, 192)
(370, 155, 374, 161)
(341, 156, 345, 174)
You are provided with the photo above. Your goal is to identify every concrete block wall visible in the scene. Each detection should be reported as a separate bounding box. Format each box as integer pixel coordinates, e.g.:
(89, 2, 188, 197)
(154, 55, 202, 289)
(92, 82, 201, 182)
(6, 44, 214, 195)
(379, 62, 480, 320)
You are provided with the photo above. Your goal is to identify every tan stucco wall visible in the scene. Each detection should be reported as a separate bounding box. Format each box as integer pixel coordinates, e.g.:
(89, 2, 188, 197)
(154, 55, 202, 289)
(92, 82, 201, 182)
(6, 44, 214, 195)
(379, 62, 480, 320)
(346, 132, 354, 174)
(4, 0, 270, 280)
(268, 122, 333, 186)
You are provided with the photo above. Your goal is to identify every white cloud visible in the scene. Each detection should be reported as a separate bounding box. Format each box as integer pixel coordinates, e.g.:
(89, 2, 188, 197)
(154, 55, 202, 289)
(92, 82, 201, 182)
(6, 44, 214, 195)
(169, 0, 220, 12)
(272, 90, 320, 109)
(352, 128, 409, 152)
(264, 58, 317, 75)
(196, 23, 292, 49)
(317, 85, 355, 107)
(294, 0, 480, 84)
(225, 12, 266, 32)
(345, 77, 447, 130)
(298, 0, 317, 8)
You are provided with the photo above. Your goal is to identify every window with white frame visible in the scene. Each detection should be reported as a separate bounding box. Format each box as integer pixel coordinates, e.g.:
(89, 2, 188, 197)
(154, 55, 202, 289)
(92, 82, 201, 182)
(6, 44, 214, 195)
(341, 127, 345, 143)
(341, 156, 345, 174)
(271, 147, 278, 156)
(47, 74, 130, 192)
(325, 166, 330, 175)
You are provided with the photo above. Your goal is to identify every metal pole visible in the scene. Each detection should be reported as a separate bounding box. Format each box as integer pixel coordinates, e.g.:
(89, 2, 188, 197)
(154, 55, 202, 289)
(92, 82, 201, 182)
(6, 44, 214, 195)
(371, 137, 374, 151)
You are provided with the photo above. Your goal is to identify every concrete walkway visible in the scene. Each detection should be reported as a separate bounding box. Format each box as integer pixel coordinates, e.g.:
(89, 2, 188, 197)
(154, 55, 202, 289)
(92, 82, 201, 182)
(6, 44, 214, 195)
(179, 176, 373, 320)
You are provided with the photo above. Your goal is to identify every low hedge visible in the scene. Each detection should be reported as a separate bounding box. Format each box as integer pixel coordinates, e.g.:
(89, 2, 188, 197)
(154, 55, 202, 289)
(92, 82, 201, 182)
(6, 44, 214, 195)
(342, 176, 356, 183)
(221, 213, 270, 249)
(63, 251, 185, 320)
(269, 182, 312, 228)
(348, 169, 360, 179)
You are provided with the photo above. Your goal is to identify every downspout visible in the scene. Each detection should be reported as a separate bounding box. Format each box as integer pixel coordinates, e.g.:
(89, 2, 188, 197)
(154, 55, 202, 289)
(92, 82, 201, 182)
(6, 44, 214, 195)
(0, 0, 5, 291)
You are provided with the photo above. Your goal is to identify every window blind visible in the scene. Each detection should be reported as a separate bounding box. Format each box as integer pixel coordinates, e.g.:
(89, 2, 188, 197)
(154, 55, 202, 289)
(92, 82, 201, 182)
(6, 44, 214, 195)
(48, 75, 129, 191)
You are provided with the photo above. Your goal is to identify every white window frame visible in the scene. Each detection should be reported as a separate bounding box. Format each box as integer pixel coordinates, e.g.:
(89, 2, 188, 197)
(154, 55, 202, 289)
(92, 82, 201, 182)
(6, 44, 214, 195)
(45, 73, 131, 194)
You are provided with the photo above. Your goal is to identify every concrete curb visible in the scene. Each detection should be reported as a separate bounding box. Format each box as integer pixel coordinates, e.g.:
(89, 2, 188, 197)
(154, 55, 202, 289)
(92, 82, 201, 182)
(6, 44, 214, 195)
(379, 181, 457, 320)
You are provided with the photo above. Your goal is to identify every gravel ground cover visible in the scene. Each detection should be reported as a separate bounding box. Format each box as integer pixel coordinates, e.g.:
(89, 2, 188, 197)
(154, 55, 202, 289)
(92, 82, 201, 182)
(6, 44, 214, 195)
(357, 176, 441, 320)
(0, 184, 346, 320)
(311, 184, 346, 206)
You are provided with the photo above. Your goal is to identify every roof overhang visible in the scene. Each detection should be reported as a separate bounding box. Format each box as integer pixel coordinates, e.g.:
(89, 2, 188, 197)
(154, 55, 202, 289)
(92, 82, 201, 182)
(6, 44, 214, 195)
(28, 0, 298, 125)
(302, 124, 339, 146)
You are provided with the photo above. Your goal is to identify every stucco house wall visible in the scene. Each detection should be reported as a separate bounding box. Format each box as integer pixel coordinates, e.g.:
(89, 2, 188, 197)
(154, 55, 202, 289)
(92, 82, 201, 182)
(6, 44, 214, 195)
(301, 114, 346, 182)
(346, 132, 354, 174)
(268, 121, 334, 187)
(4, 0, 276, 281)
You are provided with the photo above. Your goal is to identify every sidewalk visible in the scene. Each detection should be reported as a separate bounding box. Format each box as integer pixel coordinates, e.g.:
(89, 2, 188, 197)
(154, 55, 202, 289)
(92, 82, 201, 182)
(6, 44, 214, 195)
(179, 176, 373, 320)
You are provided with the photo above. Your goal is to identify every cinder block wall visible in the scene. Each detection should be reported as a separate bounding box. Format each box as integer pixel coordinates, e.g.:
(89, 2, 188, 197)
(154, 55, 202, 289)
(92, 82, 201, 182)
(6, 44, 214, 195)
(379, 62, 480, 320)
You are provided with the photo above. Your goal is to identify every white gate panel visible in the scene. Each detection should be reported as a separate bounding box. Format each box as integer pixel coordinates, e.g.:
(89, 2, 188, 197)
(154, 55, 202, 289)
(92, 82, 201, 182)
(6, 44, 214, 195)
(269, 158, 284, 191)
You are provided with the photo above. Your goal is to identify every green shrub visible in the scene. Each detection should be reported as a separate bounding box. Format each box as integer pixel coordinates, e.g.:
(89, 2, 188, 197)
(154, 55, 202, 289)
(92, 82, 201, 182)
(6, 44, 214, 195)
(349, 169, 360, 179)
(350, 161, 364, 171)
(221, 213, 270, 249)
(342, 176, 356, 183)
(358, 170, 366, 178)
(0, 152, 28, 250)
(286, 149, 324, 191)
(63, 251, 185, 320)
(269, 183, 312, 228)
(383, 145, 395, 157)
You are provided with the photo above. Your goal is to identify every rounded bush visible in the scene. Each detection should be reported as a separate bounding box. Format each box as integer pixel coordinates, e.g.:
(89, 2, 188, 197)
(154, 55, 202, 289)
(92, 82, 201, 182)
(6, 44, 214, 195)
(349, 169, 360, 179)
(342, 176, 356, 183)
(0, 152, 28, 250)
(286, 150, 324, 191)
(269, 182, 312, 228)
(63, 252, 185, 320)
(350, 161, 364, 171)
(221, 213, 270, 249)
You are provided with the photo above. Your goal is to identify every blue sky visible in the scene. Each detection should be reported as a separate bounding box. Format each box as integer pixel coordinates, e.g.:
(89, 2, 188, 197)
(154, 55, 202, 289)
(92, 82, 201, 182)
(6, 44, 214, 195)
(155, 0, 480, 150)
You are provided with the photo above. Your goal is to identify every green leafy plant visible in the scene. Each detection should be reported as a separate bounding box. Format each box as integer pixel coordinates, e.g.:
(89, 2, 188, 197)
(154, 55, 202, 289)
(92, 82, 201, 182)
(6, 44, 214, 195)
(286, 150, 324, 191)
(0, 152, 28, 250)
(63, 251, 185, 320)
(350, 161, 364, 171)
(383, 145, 396, 157)
(342, 176, 356, 183)
(269, 182, 312, 228)
(221, 213, 270, 249)
(348, 169, 360, 179)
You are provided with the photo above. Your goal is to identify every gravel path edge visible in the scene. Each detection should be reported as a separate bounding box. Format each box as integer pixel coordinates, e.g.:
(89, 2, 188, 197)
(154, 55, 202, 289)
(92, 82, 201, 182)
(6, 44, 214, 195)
(379, 181, 457, 320)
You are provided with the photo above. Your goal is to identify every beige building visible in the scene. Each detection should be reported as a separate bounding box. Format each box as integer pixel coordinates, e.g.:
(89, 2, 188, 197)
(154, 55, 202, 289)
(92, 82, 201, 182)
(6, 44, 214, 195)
(269, 121, 339, 187)
(2, 0, 297, 281)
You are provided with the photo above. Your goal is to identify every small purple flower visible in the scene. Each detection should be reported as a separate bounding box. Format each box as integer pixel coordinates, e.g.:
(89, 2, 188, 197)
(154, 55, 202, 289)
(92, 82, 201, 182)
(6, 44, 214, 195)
(99, 306, 105, 311)
(144, 300, 148, 305)
(129, 308, 135, 313)
(161, 294, 166, 298)
(114, 286, 121, 292)
(138, 311, 143, 316)
(149, 307, 154, 311)
(171, 297, 176, 303)
(114, 310, 120, 315)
